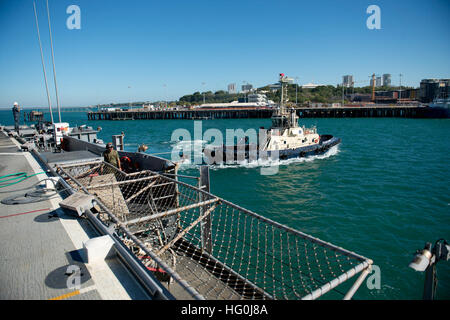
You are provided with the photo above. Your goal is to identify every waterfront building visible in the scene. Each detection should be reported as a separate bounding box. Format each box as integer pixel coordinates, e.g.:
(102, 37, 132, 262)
(241, 84, 253, 93)
(350, 93, 372, 102)
(343, 75, 354, 87)
(302, 82, 322, 89)
(419, 79, 450, 102)
(376, 76, 382, 87)
(397, 88, 419, 101)
(247, 93, 270, 105)
(370, 77, 383, 88)
(227, 83, 236, 94)
(383, 74, 391, 87)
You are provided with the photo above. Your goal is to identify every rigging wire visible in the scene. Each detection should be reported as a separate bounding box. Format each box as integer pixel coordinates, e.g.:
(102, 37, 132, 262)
(33, 0, 54, 124)
(45, 0, 62, 123)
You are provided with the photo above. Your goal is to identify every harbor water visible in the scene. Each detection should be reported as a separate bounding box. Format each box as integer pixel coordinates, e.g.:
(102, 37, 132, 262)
(1, 110, 449, 300)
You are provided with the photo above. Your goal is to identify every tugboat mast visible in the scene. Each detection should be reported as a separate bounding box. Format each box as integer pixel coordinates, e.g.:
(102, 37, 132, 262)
(279, 73, 289, 110)
(271, 73, 298, 129)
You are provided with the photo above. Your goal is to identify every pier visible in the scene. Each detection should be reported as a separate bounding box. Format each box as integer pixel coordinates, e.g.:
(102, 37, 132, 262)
(88, 107, 273, 121)
(296, 105, 431, 118)
(23, 111, 44, 122)
(87, 105, 444, 120)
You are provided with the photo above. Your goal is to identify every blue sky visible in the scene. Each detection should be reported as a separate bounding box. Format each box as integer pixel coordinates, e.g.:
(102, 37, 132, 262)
(0, 0, 449, 108)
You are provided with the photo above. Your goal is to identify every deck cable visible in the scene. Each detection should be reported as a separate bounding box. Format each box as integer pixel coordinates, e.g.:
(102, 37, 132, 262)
(0, 172, 46, 188)
(1, 176, 72, 205)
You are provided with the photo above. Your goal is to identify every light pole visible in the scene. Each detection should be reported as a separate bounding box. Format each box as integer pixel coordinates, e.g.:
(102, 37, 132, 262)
(399, 74, 403, 101)
(163, 84, 168, 108)
(295, 76, 299, 106)
(201, 82, 207, 105)
(128, 85, 132, 110)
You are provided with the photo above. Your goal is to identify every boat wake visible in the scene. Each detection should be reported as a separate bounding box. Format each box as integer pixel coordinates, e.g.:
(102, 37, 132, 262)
(177, 145, 340, 171)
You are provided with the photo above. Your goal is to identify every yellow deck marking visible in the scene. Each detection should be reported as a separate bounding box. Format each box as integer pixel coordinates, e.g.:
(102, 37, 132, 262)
(49, 290, 80, 300)
(49, 285, 96, 300)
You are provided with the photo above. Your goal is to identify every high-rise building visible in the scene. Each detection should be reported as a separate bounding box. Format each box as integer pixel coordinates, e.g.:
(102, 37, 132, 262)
(343, 75, 354, 87)
(370, 77, 381, 87)
(382, 74, 391, 87)
(241, 84, 253, 93)
(227, 83, 236, 94)
(375, 76, 382, 87)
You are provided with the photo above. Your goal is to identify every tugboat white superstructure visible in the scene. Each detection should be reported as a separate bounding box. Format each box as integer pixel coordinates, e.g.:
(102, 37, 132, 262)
(203, 73, 341, 163)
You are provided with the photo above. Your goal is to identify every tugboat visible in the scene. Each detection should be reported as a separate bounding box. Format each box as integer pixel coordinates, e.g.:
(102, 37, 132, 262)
(203, 74, 341, 164)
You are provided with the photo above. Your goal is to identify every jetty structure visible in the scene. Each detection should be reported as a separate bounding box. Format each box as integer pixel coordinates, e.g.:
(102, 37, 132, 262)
(87, 104, 445, 120)
(0, 119, 374, 300)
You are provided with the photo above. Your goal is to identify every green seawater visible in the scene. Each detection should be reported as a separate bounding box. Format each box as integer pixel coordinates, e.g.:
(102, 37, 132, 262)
(2, 110, 449, 300)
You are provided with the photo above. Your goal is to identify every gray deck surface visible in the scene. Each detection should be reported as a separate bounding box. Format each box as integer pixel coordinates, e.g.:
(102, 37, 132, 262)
(0, 133, 148, 300)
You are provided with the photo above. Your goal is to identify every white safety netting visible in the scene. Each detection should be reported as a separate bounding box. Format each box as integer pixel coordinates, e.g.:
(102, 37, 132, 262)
(57, 161, 372, 300)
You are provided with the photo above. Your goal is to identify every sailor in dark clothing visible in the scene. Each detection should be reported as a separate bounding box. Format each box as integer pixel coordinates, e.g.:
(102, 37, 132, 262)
(12, 102, 20, 133)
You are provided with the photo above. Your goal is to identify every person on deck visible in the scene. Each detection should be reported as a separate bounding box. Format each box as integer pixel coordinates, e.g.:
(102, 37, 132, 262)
(12, 102, 20, 133)
(103, 142, 122, 172)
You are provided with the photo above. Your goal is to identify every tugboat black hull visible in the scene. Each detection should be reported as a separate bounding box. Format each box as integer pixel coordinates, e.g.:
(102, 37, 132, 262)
(275, 135, 341, 160)
(203, 135, 341, 164)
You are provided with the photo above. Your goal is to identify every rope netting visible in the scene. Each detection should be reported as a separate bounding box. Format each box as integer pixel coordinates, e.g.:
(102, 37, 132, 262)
(56, 160, 372, 300)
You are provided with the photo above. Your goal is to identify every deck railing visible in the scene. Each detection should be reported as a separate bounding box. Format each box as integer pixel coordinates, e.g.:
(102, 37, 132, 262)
(56, 160, 372, 300)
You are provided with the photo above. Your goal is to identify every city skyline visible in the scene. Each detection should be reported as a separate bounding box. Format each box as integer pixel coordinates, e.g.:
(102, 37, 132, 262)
(0, 0, 449, 108)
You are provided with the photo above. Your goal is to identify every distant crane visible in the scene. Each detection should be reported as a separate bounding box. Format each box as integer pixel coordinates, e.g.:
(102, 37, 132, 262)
(369, 74, 381, 101)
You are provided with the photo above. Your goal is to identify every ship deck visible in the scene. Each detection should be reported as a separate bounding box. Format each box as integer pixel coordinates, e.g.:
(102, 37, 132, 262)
(0, 128, 373, 301)
(0, 132, 149, 300)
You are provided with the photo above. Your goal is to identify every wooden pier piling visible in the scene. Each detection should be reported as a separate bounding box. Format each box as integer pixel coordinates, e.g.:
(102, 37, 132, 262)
(87, 105, 443, 120)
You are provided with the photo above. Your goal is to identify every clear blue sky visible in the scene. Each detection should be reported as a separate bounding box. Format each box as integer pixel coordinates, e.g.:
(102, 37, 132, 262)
(0, 0, 449, 108)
